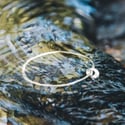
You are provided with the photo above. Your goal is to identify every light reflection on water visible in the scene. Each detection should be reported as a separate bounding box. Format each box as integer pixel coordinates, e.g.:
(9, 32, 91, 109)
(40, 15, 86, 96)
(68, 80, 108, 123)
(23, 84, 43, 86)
(0, 0, 125, 125)
(0, 0, 95, 124)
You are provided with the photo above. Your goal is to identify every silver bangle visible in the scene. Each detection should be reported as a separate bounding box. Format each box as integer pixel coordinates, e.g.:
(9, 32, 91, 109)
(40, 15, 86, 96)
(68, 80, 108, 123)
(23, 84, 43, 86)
(22, 51, 99, 87)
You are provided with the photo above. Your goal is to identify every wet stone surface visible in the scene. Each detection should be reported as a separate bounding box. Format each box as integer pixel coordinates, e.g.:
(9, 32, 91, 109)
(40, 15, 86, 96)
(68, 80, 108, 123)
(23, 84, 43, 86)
(0, 0, 125, 125)
(92, 0, 125, 66)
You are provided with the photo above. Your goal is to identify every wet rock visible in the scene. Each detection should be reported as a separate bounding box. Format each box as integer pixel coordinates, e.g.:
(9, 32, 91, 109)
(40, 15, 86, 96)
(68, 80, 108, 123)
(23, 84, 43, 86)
(0, 108, 7, 125)
(92, 0, 125, 65)
(92, 0, 125, 40)
(0, 0, 125, 125)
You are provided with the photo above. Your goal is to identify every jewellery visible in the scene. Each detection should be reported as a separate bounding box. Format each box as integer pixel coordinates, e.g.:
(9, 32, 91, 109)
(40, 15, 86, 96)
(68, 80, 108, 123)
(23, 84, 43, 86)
(22, 51, 99, 87)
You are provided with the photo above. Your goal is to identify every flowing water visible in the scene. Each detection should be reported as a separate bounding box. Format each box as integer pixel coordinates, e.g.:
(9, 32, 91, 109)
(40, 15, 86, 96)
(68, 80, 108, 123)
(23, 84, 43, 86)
(0, 0, 125, 125)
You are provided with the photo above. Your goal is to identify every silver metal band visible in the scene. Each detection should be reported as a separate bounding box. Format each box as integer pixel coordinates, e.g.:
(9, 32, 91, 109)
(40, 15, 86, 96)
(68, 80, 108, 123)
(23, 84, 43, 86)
(22, 51, 99, 87)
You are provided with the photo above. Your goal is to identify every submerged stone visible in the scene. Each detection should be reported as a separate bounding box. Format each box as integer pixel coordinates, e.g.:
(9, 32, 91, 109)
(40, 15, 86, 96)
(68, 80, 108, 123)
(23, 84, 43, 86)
(0, 0, 125, 125)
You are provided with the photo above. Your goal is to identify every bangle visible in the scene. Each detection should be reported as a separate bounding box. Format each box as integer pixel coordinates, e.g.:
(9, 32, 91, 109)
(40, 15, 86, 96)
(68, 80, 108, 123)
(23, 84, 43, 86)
(22, 51, 99, 87)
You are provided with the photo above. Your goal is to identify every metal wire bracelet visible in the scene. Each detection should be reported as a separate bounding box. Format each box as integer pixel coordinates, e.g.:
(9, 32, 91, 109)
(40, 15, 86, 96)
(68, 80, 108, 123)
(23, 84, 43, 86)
(22, 51, 99, 87)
